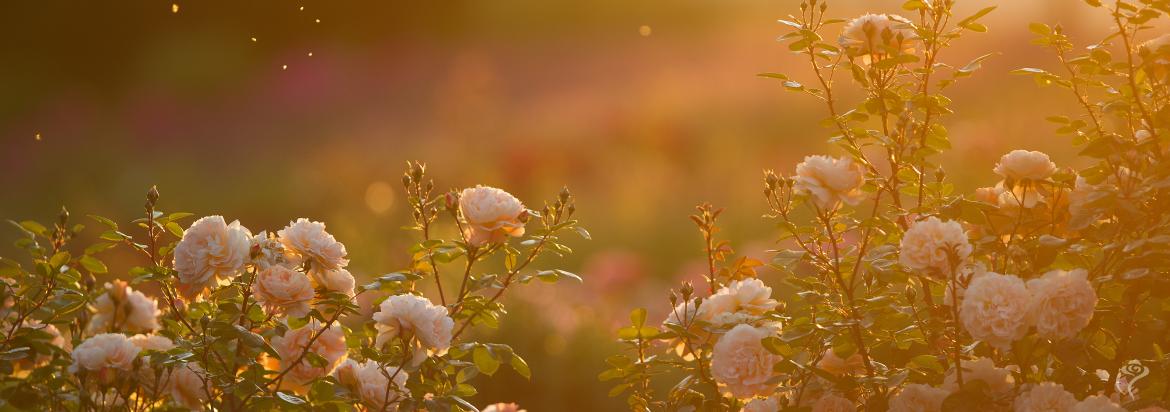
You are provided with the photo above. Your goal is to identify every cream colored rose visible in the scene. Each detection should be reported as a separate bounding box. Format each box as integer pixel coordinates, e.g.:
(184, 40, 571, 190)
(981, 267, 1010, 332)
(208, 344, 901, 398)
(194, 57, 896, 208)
(69, 333, 141, 377)
(174, 216, 252, 299)
(817, 348, 865, 377)
(373, 294, 454, 359)
(129, 334, 175, 352)
(309, 268, 356, 296)
(459, 185, 527, 247)
(942, 263, 988, 307)
(335, 359, 408, 411)
(793, 155, 866, 209)
(1072, 395, 1125, 412)
(959, 272, 1032, 350)
(128, 334, 176, 394)
(270, 320, 348, 388)
(1013, 382, 1077, 412)
(699, 278, 779, 326)
(481, 403, 527, 412)
(250, 230, 300, 270)
(899, 217, 972, 274)
(839, 14, 916, 60)
(169, 362, 208, 410)
(994, 150, 1056, 181)
(811, 394, 854, 412)
(1027, 269, 1096, 341)
(87, 280, 161, 335)
(888, 383, 947, 412)
(278, 218, 349, 271)
(253, 265, 315, 318)
(941, 357, 1016, 396)
(711, 324, 781, 399)
(742, 396, 780, 412)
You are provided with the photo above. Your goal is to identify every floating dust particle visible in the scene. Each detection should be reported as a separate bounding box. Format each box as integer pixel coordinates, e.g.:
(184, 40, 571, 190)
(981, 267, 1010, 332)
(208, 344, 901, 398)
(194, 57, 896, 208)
(172, 3, 179, 13)
(282, 64, 288, 70)
(639, 25, 652, 37)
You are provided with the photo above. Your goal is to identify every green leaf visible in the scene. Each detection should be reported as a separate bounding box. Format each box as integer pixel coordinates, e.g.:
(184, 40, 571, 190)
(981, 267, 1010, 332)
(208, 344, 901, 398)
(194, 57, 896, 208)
(48, 252, 70, 269)
(88, 214, 118, 230)
(165, 222, 184, 237)
(473, 346, 500, 376)
(276, 391, 306, 405)
(630, 308, 647, 328)
(19, 220, 48, 236)
(79, 255, 108, 274)
(510, 353, 532, 379)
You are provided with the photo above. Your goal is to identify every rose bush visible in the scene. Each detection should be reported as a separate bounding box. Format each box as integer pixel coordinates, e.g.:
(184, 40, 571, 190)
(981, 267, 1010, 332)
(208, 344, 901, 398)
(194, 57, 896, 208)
(0, 162, 585, 411)
(602, 0, 1170, 410)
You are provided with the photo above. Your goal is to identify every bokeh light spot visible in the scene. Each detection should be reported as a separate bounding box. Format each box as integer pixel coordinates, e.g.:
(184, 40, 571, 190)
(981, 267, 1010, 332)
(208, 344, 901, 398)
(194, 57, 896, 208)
(171, 3, 179, 13)
(639, 25, 652, 37)
(365, 181, 396, 214)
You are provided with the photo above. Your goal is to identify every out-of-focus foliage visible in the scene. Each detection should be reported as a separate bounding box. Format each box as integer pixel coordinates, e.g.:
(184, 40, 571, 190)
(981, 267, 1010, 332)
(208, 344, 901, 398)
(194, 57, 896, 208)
(0, 162, 586, 411)
(605, 0, 1170, 410)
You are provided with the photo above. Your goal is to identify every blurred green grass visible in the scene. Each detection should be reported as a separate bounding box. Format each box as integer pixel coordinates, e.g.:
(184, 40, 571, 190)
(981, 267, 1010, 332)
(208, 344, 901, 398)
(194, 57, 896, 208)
(0, 0, 1145, 409)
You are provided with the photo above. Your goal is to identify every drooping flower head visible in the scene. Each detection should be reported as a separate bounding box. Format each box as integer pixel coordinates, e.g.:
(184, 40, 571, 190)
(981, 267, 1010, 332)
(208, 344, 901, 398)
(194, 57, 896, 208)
(87, 279, 161, 335)
(793, 155, 866, 210)
(335, 359, 409, 411)
(372, 294, 455, 362)
(710, 324, 781, 399)
(459, 185, 527, 247)
(941, 357, 1016, 397)
(840, 14, 917, 61)
(169, 363, 209, 410)
(173, 216, 252, 299)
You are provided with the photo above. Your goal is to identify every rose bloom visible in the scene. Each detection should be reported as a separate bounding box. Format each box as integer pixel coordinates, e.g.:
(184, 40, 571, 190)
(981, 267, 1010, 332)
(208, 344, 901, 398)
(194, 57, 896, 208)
(959, 272, 1032, 350)
(941, 357, 1016, 397)
(793, 155, 866, 210)
(278, 218, 349, 271)
(69, 333, 142, 380)
(839, 14, 916, 60)
(699, 278, 779, 325)
(174, 216, 252, 299)
(742, 396, 780, 412)
(459, 185, 527, 247)
(899, 217, 972, 275)
(1140, 34, 1170, 77)
(373, 294, 454, 357)
(481, 403, 527, 412)
(309, 268, 356, 296)
(1072, 395, 1125, 412)
(942, 263, 988, 307)
(994, 150, 1056, 182)
(129, 334, 175, 352)
(817, 349, 865, 377)
(888, 383, 948, 412)
(1136, 407, 1170, 412)
(170, 363, 208, 410)
(811, 393, 854, 412)
(1027, 269, 1096, 341)
(1014, 382, 1077, 412)
(335, 359, 408, 411)
(711, 324, 781, 399)
(250, 230, 300, 270)
(129, 334, 175, 393)
(269, 320, 348, 389)
(87, 280, 161, 335)
(252, 265, 315, 318)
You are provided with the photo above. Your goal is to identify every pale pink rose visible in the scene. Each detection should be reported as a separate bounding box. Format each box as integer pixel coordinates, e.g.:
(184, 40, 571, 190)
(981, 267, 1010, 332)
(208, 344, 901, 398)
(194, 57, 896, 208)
(252, 265, 315, 318)
(481, 403, 527, 412)
(169, 363, 208, 410)
(994, 150, 1056, 181)
(817, 349, 865, 377)
(69, 333, 141, 379)
(87, 279, 161, 335)
(959, 272, 1032, 350)
(888, 383, 947, 412)
(699, 278, 779, 326)
(1014, 382, 1077, 412)
(372, 294, 454, 359)
(899, 217, 972, 274)
(974, 186, 1002, 205)
(1072, 395, 1125, 412)
(278, 218, 349, 271)
(941, 357, 1016, 397)
(839, 14, 917, 60)
(811, 393, 854, 412)
(128, 334, 175, 352)
(742, 396, 780, 412)
(942, 263, 989, 307)
(1027, 269, 1096, 341)
(270, 320, 348, 389)
(459, 185, 527, 247)
(174, 216, 252, 299)
(250, 230, 301, 270)
(335, 359, 409, 411)
(711, 324, 781, 399)
(793, 155, 866, 209)
(309, 268, 356, 296)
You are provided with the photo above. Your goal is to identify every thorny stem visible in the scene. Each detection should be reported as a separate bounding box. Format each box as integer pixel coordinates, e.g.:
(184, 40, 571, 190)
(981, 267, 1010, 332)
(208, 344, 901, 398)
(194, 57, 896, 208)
(817, 208, 879, 392)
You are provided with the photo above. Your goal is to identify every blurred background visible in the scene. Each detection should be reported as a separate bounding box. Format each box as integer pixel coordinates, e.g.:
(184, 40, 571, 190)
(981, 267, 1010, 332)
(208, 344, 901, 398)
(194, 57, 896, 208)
(0, 0, 1147, 409)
